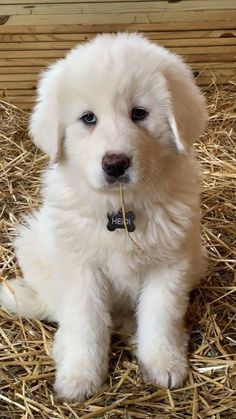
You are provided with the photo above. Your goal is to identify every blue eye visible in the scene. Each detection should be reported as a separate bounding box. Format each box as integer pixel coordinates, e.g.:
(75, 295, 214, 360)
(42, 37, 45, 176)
(131, 107, 149, 122)
(81, 112, 97, 126)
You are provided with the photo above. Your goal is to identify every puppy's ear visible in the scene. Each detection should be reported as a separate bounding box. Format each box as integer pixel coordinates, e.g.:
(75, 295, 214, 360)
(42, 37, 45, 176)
(166, 65, 207, 152)
(29, 61, 64, 162)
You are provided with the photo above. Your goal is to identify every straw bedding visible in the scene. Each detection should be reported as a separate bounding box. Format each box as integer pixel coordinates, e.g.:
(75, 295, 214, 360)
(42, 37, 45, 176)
(0, 83, 235, 418)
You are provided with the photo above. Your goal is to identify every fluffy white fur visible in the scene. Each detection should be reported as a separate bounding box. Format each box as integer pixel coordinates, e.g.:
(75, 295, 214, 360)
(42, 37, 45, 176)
(0, 33, 207, 400)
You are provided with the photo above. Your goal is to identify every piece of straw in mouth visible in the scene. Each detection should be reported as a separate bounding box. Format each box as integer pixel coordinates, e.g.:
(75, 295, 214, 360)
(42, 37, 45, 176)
(119, 183, 150, 261)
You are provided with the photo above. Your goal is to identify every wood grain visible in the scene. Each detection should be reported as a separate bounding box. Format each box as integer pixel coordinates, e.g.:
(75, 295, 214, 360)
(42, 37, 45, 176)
(0, 0, 235, 109)
(0, 30, 235, 43)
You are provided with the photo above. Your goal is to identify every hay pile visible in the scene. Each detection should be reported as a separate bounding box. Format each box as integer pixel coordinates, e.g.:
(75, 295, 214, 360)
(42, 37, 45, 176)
(0, 84, 235, 418)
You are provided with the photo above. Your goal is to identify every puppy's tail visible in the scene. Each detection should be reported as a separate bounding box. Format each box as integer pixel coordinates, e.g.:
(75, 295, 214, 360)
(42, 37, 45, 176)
(0, 278, 54, 321)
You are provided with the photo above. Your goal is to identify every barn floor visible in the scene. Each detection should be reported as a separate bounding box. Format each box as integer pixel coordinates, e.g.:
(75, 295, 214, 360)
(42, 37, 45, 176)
(0, 84, 235, 418)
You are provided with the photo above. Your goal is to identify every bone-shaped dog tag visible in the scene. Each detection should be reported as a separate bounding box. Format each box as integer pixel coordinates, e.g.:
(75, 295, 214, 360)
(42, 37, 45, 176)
(107, 210, 135, 232)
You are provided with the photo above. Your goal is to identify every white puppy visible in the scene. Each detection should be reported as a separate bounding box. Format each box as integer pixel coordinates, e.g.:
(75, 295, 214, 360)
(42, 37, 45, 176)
(0, 33, 207, 401)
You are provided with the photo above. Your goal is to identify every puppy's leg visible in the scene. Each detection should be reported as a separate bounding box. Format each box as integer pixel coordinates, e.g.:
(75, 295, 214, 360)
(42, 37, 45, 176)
(0, 219, 57, 321)
(0, 279, 54, 321)
(137, 264, 190, 388)
(53, 266, 111, 401)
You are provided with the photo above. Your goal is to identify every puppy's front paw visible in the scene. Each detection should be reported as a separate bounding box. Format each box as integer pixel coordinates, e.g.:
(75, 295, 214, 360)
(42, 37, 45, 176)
(54, 369, 103, 401)
(139, 347, 188, 389)
(52, 332, 108, 401)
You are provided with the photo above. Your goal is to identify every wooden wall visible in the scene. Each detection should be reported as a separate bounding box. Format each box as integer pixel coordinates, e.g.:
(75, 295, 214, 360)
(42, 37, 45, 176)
(0, 0, 236, 109)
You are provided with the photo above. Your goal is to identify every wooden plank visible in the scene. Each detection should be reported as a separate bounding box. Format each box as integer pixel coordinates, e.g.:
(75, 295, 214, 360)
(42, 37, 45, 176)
(0, 66, 43, 73)
(0, 0, 230, 4)
(185, 54, 236, 63)
(0, 0, 163, 3)
(1, 20, 236, 34)
(1, 10, 236, 27)
(1, 0, 229, 3)
(0, 58, 53, 66)
(0, 33, 93, 42)
(1, 1, 236, 16)
(0, 74, 38, 81)
(0, 81, 36, 88)
(156, 38, 236, 47)
(0, 50, 67, 58)
(1, 37, 236, 52)
(0, 96, 36, 102)
(191, 62, 236, 69)
(0, 30, 236, 43)
(171, 46, 236, 55)
(0, 41, 77, 50)
(0, 89, 36, 95)
(1, 45, 235, 59)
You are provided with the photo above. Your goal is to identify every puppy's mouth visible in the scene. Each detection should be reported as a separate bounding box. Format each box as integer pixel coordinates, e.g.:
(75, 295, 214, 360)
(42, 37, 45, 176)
(98, 174, 131, 191)
(105, 174, 130, 186)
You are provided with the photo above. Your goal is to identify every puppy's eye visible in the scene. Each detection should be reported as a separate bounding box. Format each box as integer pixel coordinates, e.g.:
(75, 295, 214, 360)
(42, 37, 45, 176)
(131, 107, 149, 122)
(80, 112, 97, 126)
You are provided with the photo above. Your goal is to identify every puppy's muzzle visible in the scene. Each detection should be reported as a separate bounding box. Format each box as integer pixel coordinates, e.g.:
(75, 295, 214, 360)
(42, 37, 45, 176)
(102, 152, 130, 184)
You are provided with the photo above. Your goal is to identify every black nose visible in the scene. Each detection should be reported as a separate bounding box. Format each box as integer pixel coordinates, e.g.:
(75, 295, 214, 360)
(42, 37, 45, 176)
(102, 153, 130, 178)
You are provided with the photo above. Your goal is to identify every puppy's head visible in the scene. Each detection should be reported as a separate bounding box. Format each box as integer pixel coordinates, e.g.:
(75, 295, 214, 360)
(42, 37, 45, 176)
(30, 33, 207, 191)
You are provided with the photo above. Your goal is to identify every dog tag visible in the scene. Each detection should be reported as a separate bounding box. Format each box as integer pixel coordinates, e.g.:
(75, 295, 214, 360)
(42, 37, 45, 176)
(107, 210, 135, 232)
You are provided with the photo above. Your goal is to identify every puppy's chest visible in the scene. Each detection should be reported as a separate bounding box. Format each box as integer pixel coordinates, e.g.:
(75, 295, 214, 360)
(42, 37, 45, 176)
(56, 202, 185, 263)
(85, 208, 173, 263)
